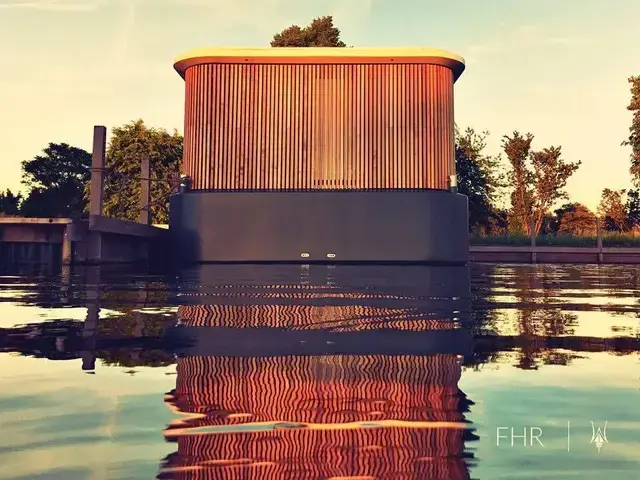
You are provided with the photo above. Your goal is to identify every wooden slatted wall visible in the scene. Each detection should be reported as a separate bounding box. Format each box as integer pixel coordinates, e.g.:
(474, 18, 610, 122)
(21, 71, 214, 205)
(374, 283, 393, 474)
(182, 63, 455, 191)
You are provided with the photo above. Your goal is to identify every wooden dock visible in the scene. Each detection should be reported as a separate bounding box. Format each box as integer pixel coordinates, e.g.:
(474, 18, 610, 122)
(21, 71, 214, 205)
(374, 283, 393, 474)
(470, 245, 640, 264)
(0, 216, 167, 266)
(4, 217, 640, 267)
(0, 125, 168, 267)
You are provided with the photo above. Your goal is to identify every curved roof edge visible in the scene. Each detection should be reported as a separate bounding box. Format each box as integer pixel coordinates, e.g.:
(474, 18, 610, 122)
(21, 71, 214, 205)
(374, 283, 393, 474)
(173, 47, 466, 82)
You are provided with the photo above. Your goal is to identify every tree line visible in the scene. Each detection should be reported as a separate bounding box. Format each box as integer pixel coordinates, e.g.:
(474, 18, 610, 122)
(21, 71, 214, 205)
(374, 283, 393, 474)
(0, 120, 182, 223)
(1, 16, 638, 235)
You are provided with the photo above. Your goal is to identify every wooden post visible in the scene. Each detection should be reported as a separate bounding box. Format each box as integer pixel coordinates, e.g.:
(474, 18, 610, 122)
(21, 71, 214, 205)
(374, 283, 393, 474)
(530, 216, 536, 264)
(89, 126, 106, 217)
(139, 155, 150, 225)
(596, 216, 603, 263)
(88, 126, 106, 263)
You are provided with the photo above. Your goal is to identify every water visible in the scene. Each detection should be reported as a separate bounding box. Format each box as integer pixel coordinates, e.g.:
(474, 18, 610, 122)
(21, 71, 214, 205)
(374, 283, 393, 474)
(0, 263, 638, 479)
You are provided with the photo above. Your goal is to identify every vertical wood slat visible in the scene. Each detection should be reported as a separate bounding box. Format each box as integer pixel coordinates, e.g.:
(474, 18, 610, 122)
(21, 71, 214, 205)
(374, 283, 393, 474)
(182, 63, 455, 191)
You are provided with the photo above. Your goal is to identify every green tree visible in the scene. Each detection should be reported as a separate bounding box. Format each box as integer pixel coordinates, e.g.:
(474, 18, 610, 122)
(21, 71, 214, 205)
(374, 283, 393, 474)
(455, 126, 505, 233)
(502, 131, 534, 234)
(597, 188, 628, 231)
(625, 189, 640, 229)
(20, 143, 91, 218)
(552, 203, 576, 233)
(530, 146, 581, 236)
(271, 16, 346, 47)
(623, 76, 640, 185)
(557, 203, 596, 236)
(97, 120, 183, 223)
(456, 144, 491, 233)
(0, 189, 22, 216)
(503, 132, 580, 236)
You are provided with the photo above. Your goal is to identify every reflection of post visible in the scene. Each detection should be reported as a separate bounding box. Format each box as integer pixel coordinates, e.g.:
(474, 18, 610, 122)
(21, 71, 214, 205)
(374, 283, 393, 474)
(60, 264, 71, 305)
(139, 155, 150, 225)
(82, 265, 101, 372)
(62, 222, 73, 265)
(130, 282, 149, 363)
(530, 216, 536, 264)
(137, 284, 149, 333)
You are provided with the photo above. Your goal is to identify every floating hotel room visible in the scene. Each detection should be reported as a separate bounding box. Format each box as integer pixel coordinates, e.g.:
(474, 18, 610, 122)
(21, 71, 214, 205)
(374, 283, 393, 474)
(170, 47, 468, 264)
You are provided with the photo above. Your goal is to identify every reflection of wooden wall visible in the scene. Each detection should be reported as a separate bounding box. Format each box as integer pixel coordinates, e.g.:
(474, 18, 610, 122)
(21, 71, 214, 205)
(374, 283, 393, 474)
(163, 428, 469, 480)
(162, 355, 468, 480)
(170, 355, 462, 423)
(183, 63, 454, 191)
(176, 304, 457, 331)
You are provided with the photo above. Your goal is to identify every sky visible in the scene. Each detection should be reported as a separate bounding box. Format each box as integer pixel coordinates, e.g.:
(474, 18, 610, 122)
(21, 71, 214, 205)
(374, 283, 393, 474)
(1, 0, 639, 211)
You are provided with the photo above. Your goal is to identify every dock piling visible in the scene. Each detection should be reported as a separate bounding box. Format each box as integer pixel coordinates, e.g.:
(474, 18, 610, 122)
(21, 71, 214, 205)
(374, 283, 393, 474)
(596, 216, 603, 263)
(139, 155, 150, 225)
(530, 217, 537, 264)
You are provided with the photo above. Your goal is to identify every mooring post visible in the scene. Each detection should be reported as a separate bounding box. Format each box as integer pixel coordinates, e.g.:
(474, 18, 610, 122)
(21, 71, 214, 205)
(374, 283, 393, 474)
(88, 126, 107, 263)
(90, 126, 106, 217)
(139, 155, 150, 225)
(530, 216, 537, 264)
(596, 216, 603, 263)
(449, 174, 458, 194)
(179, 174, 191, 193)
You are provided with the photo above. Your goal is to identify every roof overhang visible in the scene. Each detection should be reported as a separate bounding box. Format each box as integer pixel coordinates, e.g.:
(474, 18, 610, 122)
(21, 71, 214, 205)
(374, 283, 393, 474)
(173, 47, 466, 82)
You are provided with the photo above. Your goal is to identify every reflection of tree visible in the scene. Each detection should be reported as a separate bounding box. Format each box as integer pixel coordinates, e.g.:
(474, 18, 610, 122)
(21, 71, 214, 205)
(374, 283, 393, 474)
(3, 263, 639, 374)
(2, 318, 638, 371)
(504, 264, 579, 369)
(97, 347, 174, 368)
(0, 315, 177, 368)
(92, 283, 177, 369)
(472, 263, 640, 368)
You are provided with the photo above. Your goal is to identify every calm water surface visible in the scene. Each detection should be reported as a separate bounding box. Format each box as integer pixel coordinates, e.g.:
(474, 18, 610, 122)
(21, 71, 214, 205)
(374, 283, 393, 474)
(0, 263, 638, 479)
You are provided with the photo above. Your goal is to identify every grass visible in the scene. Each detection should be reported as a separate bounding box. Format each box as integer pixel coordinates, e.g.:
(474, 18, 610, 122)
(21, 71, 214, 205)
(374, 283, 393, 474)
(470, 233, 640, 248)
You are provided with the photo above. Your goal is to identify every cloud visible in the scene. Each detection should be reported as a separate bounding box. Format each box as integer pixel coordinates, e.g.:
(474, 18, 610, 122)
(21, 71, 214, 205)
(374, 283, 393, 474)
(0, 0, 106, 10)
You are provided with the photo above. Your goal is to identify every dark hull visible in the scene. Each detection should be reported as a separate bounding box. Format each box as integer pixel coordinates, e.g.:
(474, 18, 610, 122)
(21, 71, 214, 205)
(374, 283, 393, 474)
(169, 190, 468, 264)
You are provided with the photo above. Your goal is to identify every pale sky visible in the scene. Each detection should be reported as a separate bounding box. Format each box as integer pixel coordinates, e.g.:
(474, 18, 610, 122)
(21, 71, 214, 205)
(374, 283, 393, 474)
(1, 0, 639, 210)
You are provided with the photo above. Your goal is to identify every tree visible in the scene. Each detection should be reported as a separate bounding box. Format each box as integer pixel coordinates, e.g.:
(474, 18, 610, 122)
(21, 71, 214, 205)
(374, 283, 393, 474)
(597, 188, 628, 231)
(623, 76, 640, 186)
(0, 189, 22, 216)
(502, 131, 534, 234)
(552, 203, 577, 234)
(455, 126, 505, 233)
(20, 143, 91, 218)
(502, 132, 580, 236)
(97, 120, 182, 223)
(557, 203, 596, 236)
(626, 189, 640, 230)
(529, 146, 581, 236)
(456, 145, 491, 233)
(271, 16, 346, 47)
